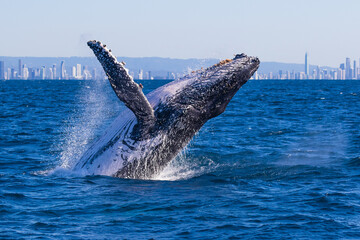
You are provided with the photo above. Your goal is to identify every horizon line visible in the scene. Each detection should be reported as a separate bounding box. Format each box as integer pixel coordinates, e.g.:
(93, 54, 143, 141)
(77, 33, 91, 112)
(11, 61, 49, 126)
(0, 56, 340, 68)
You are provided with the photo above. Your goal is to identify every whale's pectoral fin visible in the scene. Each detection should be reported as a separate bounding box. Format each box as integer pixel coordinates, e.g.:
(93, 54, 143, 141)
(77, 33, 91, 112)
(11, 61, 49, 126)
(87, 40, 155, 137)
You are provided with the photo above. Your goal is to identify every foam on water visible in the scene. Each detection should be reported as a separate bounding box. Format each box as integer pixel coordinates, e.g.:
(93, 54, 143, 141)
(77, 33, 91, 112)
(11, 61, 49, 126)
(276, 123, 348, 167)
(153, 143, 219, 181)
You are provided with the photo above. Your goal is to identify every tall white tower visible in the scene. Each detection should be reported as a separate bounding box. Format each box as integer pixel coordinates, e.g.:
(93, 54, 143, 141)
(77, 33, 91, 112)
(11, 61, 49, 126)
(305, 52, 309, 77)
(76, 64, 82, 79)
(60, 61, 65, 79)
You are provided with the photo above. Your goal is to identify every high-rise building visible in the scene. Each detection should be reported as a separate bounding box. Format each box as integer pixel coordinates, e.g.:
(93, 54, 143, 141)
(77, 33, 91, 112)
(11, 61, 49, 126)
(11, 68, 17, 79)
(144, 71, 149, 80)
(28, 68, 35, 80)
(353, 60, 357, 79)
(76, 64, 82, 79)
(60, 61, 65, 79)
(323, 69, 328, 79)
(331, 70, 337, 80)
(49, 68, 53, 80)
(18, 59, 22, 79)
(83, 66, 91, 80)
(40, 66, 46, 80)
(316, 66, 321, 79)
(72, 66, 76, 78)
(305, 52, 309, 76)
(7, 68, 11, 80)
(23, 64, 29, 80)
(345, 58, 352, 79)
(138, 69, 143, 80)
(52, 64, 57, 79)
(340, 63, 345, 70)
(0, 61, 4, 80)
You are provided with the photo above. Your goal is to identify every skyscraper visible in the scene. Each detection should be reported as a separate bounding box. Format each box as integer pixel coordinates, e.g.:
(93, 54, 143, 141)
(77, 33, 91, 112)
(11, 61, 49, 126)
(316, 65, 321, 79)
(72, 66, 76, 78)
(11, 68, 16, 79)
(345, 58, 352, 79)
(0, 61, 4, 80)
(23, 64, 29, 80)
(305, 52, 309, 76)
(49, 68, 53, 80)
(60, 61, 65, 79)
(138, 69, 143, 80)
(76, 64, 82, 79)
(18, 59, 22, 79)
(354, 60, 357, 79)
(40, 66, 46, 80)
(52, 64, 57, 79)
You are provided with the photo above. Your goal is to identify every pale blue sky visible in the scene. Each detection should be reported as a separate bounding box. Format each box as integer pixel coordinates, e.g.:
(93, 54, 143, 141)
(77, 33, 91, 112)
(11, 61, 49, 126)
(1, 0, 360, 66)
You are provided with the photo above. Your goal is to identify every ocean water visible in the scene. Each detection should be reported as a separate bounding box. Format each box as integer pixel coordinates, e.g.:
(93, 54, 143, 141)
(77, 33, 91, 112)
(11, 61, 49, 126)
(1, 79, 360, 239)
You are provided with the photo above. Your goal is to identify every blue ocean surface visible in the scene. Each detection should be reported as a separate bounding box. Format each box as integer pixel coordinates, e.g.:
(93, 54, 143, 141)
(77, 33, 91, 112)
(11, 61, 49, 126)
(0, 79, 360, 239)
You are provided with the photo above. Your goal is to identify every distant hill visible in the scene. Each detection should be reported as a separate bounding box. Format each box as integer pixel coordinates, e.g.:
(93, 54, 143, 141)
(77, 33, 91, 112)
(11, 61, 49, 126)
(258, 62, 336, 74)
(0, 56, 220, 78)
(0, 56, 336, 78)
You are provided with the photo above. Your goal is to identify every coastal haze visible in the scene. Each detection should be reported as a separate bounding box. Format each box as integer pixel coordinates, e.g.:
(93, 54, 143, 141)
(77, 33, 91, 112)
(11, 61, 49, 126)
(1, 54, 360, 80)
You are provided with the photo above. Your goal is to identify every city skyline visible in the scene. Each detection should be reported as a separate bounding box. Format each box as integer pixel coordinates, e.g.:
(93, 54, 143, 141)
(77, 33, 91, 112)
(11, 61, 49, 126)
(0, 58, 179, 80)
(0, 59, 97, 80)
(254, 53, 360, 80)
(1, 52, 360, 80)
(1, 0, 360, 67)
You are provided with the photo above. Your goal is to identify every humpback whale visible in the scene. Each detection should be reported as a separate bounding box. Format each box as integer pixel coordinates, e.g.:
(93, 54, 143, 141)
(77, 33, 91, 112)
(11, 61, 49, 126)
(73, 40, 260, 179)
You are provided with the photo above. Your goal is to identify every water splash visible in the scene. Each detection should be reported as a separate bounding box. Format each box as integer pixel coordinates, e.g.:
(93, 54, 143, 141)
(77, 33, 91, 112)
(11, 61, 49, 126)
(183, 58, 218, 76)
(50, 78, 218, 180)
(153, 147, 218, 181)
(55, 80, 116, 171)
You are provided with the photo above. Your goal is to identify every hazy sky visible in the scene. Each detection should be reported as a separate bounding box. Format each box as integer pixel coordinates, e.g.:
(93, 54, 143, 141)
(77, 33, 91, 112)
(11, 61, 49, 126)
(1, 0, 360, 66)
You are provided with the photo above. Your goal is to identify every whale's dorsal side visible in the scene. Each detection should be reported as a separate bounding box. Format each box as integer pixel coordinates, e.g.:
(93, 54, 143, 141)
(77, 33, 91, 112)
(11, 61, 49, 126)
(87, 40, 155, 138)
(78, 40, 260, 179)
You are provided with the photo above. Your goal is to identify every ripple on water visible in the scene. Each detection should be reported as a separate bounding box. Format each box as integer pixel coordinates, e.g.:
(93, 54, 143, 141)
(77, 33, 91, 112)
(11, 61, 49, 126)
(0, 80, 360, 239)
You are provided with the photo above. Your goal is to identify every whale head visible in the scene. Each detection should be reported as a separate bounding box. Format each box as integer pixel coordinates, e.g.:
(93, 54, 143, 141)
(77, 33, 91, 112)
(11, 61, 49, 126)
(196, 54, 259, 119)
(158, 54, 260, 126)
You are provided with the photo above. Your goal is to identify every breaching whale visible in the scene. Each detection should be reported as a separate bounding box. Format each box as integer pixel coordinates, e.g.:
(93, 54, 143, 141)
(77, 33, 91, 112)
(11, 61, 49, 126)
(73, 40, 260, 179)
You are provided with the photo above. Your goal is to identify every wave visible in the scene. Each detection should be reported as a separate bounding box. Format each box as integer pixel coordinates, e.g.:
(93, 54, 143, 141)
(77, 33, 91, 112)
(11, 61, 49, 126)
(346, 157, 360, 167)
(153, 151, 219, 181)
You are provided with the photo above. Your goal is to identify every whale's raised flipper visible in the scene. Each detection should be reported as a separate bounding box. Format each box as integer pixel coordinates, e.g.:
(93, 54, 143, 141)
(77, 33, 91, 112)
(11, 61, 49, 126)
(87, 40, 155, 137)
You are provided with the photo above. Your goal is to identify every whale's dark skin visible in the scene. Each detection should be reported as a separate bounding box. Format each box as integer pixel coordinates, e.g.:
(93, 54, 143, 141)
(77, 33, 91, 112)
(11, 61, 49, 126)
(73, 40, 260, 179)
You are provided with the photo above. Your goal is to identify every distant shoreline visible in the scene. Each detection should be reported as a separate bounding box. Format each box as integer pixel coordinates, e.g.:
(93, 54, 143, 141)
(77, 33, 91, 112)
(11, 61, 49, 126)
(1, 79, 359, 81)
